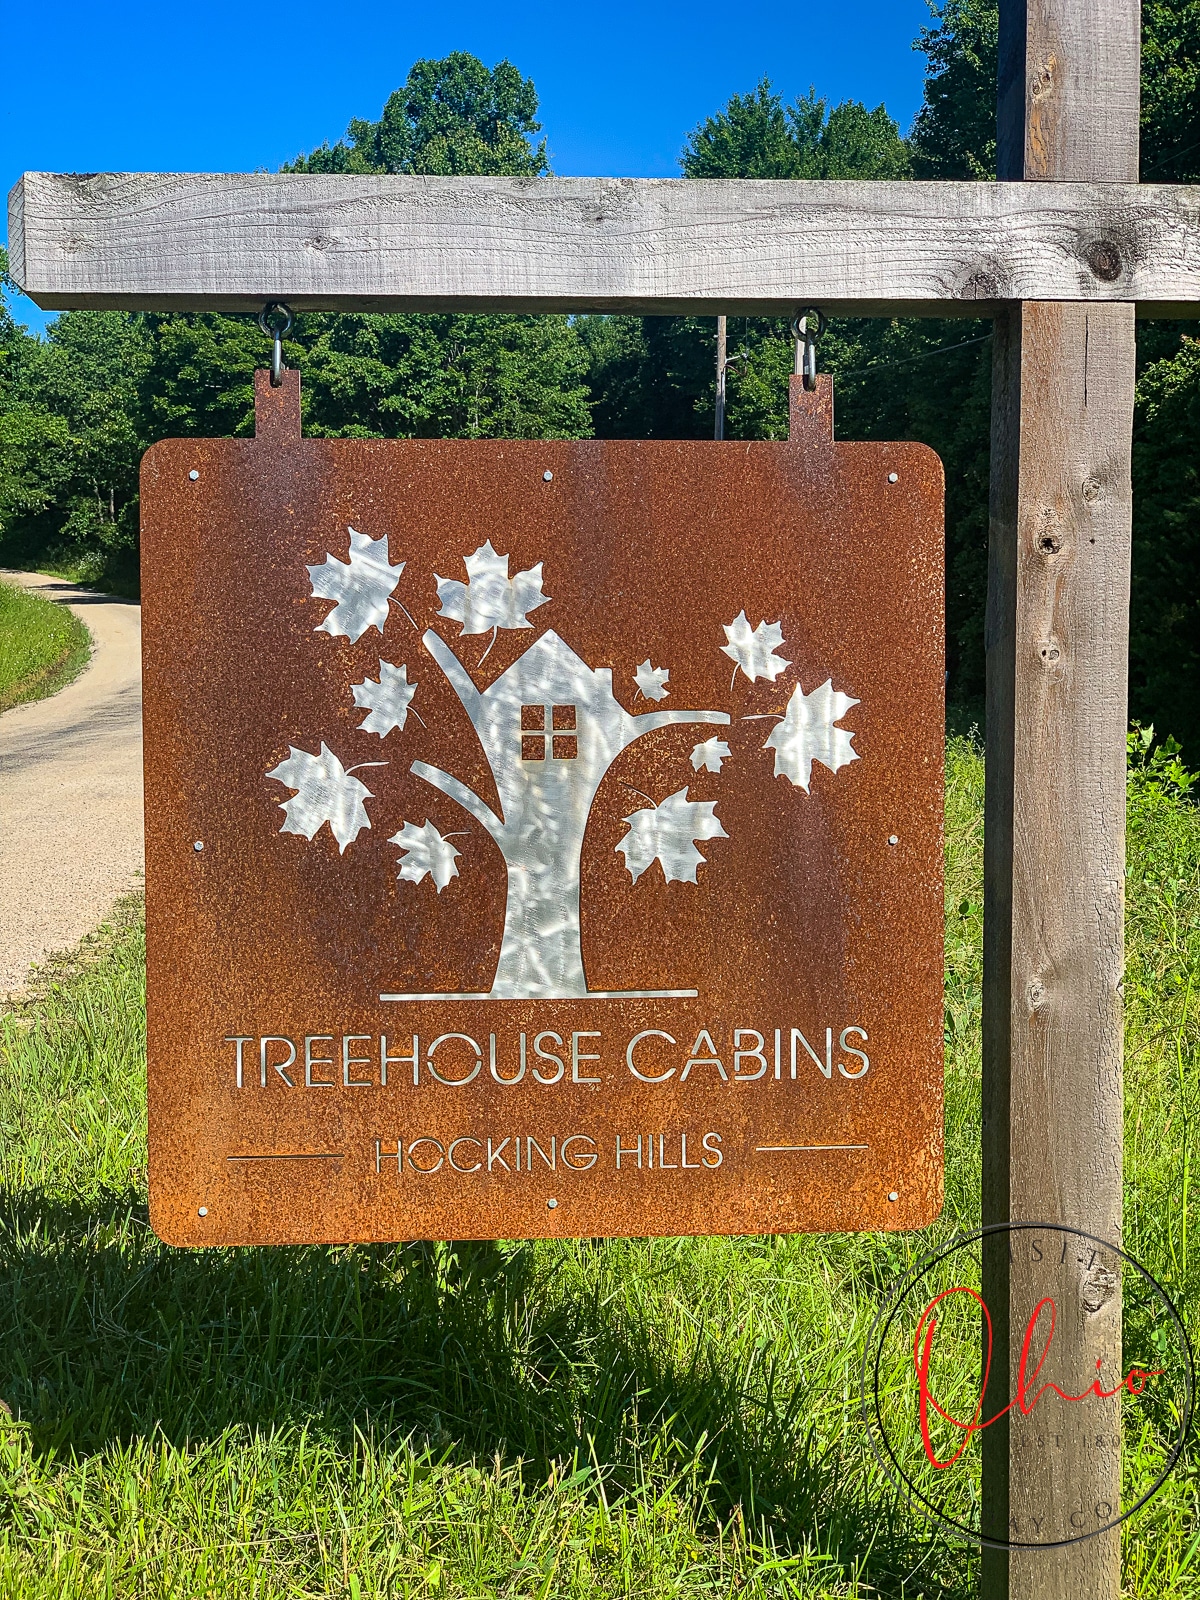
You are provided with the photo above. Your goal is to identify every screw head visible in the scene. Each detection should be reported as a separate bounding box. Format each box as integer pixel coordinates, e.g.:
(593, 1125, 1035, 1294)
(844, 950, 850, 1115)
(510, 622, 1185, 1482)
(888, 834, 898, 846)
(547, 1197, 558, 1210)
(543, 470, 553, 482)
(887, 1191, 899, 1203)
(188, 470, 200, 481)
(887, 472, 899, 484)
(193, 840, 204, 852)
(198, 1206, 208, 1217)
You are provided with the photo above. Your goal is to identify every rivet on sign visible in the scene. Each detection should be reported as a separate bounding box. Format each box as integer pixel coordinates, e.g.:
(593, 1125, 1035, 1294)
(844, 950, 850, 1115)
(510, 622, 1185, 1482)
(198, 1207, 208, 1217)
(193, 841, 204, 852)
(888, 835, 898, 846)
(188, 470, 199, 481)
(547, 1197, 558, 1209)
(887, 1191, 899, 1203)
(543, 470, 554, 482)
(887, 472, 899, 484)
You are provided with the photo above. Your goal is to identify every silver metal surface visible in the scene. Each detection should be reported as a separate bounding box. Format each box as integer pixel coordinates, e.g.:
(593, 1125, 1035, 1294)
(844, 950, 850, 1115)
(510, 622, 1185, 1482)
(308, 526, 405, 643)
(352, 661, 417, 737)
(412, 627, 728, 998)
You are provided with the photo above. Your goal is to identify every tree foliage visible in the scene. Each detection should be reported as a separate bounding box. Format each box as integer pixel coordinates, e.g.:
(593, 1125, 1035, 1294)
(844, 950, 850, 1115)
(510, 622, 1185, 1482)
(285, 54, 547, 177)
(908, 0, 998, 179)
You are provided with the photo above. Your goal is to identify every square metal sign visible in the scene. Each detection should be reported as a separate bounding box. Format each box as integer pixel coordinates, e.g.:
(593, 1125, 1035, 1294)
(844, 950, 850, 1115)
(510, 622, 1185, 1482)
(141, 372, 945, 1245)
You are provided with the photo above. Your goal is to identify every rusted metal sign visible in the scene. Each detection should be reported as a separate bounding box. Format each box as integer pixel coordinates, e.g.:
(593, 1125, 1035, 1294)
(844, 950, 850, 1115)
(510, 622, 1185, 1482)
(140, 370, 945, 1246)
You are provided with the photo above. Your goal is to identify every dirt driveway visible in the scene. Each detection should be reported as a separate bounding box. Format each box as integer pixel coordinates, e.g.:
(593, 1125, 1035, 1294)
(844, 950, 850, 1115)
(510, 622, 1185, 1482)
(0, 572, 143, 996)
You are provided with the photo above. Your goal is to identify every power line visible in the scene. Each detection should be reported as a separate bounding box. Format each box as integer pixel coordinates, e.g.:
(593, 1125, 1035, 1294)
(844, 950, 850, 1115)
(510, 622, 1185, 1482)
(836, 331, 993, 379)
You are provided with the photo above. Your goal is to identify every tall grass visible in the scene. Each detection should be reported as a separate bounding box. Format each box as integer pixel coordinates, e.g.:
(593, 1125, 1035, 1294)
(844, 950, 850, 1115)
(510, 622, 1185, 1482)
(0, 580, 91, 713)
(0, 736, 1195, 1597)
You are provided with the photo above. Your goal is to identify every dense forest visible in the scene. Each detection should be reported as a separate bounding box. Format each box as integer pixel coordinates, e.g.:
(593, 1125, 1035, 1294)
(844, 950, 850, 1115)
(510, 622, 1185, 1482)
(3, 3, 1200, 747)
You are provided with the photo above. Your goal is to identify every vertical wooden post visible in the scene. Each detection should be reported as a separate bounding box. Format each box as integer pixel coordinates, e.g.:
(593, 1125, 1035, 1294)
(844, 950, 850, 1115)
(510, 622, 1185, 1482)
(983, 2, 1139, 1595)
(715, 315, 728, 440)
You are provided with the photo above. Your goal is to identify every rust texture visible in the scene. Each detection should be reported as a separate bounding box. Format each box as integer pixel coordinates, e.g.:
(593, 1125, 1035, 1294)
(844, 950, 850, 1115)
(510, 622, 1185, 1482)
(141, 368, 946, 1246)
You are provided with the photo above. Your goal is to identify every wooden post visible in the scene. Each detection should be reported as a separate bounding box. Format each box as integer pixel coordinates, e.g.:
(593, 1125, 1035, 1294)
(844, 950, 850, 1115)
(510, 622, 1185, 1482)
(715, 315, 728, 440)
(982, 1, 1139, 1594)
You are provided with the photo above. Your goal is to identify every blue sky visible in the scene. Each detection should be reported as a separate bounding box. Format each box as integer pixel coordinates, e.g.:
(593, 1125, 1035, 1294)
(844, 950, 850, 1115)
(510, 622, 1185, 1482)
(3, 0, 935, 334)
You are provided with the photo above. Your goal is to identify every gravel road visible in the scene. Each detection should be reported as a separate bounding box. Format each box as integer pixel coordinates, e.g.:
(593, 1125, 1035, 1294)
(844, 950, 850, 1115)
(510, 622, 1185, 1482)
(0, 571, 143, 996)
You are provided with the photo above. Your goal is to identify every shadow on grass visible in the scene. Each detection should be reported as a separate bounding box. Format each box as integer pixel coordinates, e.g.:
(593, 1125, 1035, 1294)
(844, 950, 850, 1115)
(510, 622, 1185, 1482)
(0, 1186, 970, 1598)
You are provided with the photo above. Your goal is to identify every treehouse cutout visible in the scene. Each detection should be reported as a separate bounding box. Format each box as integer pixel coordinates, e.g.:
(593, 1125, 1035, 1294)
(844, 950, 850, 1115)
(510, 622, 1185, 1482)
(411, 628, 730, 999)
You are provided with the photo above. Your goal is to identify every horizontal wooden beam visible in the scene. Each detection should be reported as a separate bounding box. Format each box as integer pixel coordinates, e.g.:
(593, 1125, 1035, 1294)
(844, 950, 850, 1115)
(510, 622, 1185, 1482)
(9, 170, 1200, 317)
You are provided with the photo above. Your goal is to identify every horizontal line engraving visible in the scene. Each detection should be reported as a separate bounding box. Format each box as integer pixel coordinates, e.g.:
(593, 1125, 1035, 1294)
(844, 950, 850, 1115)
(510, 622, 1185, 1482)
(379, 989, 699, 1002)
(226, 1152, 344, 1162)
(755, 1144, 870, 1152)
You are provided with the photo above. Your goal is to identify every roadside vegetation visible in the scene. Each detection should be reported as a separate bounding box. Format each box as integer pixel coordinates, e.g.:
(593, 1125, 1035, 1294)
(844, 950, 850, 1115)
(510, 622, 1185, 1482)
(0, 579, 90, 713)
(0, 736, 1195, 1597)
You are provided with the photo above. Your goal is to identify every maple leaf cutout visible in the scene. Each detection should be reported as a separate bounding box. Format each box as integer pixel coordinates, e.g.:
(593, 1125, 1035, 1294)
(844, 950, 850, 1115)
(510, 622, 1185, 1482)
(434, 541, 550, 634)
(721, 610, 791, 683)
(308, 527, 405, 643)
(353, 661, 416, 738)
(390, 820, 462, 892)
(765, 680, 860, 791)
(634, 660, 670, 701)
(691, 737, 731, 773)
(266, 744, 374, 852)
(616, 787, 728, 885)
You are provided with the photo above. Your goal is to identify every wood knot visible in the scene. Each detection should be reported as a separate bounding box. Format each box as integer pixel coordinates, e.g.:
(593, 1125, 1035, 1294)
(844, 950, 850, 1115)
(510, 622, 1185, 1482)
(1086, 240, 1123, 281)
(1038, 532, 1062, 554)
(960, 269, 1003, 302)
(1081, 1261, 1118, 1315)
(1082, 475, 1104, 504)
(1029, 54, 1057, 98)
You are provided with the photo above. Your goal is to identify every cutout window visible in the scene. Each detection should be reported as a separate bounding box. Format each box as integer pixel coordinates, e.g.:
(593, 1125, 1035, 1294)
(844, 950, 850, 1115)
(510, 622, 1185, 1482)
(521, 704, 578, 761)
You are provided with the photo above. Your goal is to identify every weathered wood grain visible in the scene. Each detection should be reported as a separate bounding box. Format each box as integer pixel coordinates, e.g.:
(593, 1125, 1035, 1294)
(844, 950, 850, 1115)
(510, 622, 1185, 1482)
(983, 2, 1136, 1596)
(8, 169, 1200, 315)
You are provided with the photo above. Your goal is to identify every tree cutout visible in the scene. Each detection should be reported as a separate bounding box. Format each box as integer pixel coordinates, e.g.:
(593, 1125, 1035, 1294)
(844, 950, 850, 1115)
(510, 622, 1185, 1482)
(390, 820, 462, 892)
(353, 661, 416, 738)
(435, 541, 550, 634)
(616, 787, 729, 884)
(634, 660, 670, 701)
(721, 611, 791, 683)
(266, 744, 375, 852)
(308, 527, 405, 643)
(277, 520, 871, 999)
(765, 680, 859, 791)
(691, 737, 731, 773)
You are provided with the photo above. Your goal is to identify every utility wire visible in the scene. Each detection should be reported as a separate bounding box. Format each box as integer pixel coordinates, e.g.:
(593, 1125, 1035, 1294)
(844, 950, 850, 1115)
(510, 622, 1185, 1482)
(836, 331, 993, 380)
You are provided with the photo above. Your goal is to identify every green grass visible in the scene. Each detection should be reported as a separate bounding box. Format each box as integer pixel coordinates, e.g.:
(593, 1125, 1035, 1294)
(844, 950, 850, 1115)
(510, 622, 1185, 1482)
(0, 738, 1197, 1597)
(0, 580, 91, 713)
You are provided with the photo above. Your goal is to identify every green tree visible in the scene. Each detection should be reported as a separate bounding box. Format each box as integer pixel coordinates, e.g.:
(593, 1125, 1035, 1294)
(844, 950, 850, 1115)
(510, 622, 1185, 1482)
(0, 255, 150, 577)
(681, 82, 909, 180)
(908, 0, 998, 179)
(286, 54, 547, 177)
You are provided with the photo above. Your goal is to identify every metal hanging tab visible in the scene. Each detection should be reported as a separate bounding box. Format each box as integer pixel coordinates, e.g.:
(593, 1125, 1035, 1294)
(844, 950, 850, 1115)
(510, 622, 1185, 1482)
(258, 302, 294, 387)
(791, 309, 827, 392)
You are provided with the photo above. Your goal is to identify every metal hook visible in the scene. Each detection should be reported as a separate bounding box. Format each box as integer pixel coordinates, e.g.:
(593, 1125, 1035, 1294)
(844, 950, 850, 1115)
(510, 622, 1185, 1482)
(790, 309, 827, 392)
(258, 302, 294, 387)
